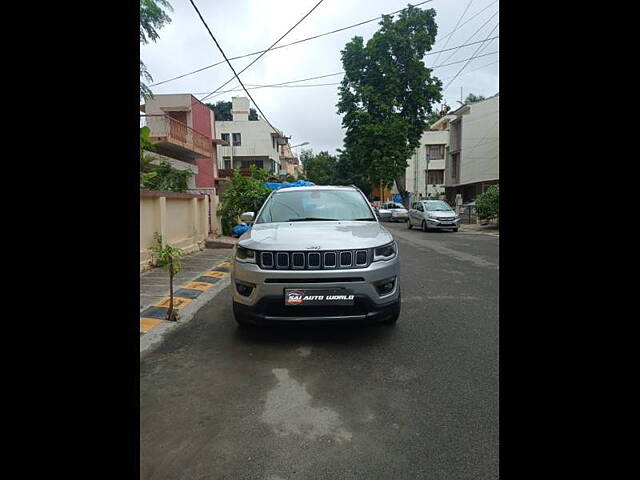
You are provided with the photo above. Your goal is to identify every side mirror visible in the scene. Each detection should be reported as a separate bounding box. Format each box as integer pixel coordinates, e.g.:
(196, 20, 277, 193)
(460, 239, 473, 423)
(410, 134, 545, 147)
(240, 211, 255, 223)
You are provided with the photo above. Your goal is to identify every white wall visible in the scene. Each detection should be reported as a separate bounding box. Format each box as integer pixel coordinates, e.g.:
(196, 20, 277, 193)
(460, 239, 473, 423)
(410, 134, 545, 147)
(453, 95, 499, 186)
(405, 130, 450, 197)
(215, 118, 280, 172)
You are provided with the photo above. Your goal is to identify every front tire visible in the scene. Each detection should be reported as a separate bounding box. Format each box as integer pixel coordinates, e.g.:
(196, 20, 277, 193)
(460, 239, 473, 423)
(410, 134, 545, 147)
(422, 220, 428, 232)
(452, 228, 459, 232)
(407, 218, 412, 229)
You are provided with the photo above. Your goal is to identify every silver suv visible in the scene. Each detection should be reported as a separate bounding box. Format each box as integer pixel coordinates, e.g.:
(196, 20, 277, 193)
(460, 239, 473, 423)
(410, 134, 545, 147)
(231, 186, 401, 326)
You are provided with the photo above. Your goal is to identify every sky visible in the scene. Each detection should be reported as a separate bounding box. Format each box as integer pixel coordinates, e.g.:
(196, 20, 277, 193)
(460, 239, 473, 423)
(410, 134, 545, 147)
(141, 0, 499, 155)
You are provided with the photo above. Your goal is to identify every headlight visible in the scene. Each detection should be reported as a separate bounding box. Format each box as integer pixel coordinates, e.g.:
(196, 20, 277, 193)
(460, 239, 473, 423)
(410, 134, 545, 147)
(373, 242, 397, 262)
(235, 245, 256, 263)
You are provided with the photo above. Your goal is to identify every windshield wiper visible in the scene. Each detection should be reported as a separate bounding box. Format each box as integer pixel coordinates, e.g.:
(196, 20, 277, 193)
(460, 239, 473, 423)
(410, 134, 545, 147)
(287, 217, 338, 222)
(351, 217, 376, 221)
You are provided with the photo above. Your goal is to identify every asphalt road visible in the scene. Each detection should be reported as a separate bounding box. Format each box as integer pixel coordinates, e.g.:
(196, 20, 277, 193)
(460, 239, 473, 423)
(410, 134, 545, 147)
(140, 222, 499, 480)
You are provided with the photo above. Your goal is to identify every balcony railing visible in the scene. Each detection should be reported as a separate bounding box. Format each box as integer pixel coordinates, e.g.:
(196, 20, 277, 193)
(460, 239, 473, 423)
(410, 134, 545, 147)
(141, 114, 213, 160)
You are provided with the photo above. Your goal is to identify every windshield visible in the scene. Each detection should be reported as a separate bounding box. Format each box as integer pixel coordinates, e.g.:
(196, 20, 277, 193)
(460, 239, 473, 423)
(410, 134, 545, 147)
(256, 189, 376, 223)
(388, 203, 405, 210)
(424, 200, 453, 212)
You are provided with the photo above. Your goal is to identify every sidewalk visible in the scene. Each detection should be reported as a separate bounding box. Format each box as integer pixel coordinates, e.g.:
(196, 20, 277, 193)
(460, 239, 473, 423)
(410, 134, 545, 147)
(459, 222, 499, 236)
(140, 248, 232, 354)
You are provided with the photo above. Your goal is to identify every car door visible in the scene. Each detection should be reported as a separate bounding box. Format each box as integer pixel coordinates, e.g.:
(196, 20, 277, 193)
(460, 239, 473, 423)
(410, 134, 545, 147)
(409, 203, 418, 224)
(416, 202, 424, 224)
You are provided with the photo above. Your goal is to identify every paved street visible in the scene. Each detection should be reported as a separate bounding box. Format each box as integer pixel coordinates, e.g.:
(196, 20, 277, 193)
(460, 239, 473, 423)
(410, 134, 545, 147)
(140, 223, 499, 480)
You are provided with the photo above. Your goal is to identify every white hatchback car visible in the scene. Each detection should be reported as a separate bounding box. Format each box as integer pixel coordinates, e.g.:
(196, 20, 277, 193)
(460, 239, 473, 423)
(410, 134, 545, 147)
(381, 202, 409, 222)
(407, 200, 460, 232)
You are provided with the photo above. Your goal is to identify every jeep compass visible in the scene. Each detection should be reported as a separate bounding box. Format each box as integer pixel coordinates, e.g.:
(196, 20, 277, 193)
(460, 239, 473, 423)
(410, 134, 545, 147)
(231, 186, 401, 326)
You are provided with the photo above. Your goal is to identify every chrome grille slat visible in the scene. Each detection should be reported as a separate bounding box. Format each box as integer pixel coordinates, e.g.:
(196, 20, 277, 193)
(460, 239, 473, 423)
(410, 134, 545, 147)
(258, 249, 372, 270)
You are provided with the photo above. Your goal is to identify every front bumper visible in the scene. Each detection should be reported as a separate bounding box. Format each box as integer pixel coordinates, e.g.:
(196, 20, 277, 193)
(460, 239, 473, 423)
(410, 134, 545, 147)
(233, 294, 400, 324)
(426, 218, 460, 229)
(391, 214, 408, 221)
(231, 256, 400, 321)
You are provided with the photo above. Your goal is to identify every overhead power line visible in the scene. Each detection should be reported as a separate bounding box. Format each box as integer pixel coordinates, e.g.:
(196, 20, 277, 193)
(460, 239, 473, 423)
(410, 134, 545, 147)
(200, 0, 325, 102)
(436, 0, 498, 44)
(444, 22, 499, 91)
(432, 0, 474, 66)
(150, 0, 435, 88)
(188, 0, 282, 134)
(200, 50, 498, 99)
(200, 39, 498, 101)
(436, 10, 498, 68)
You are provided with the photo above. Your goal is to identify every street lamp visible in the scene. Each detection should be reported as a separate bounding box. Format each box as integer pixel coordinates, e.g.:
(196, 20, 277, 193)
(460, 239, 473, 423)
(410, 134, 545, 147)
(290, 141, 309, 149)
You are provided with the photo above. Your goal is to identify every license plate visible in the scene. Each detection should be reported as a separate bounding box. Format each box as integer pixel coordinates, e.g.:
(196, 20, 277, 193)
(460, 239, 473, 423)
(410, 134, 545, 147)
(285, 288, 355, 306)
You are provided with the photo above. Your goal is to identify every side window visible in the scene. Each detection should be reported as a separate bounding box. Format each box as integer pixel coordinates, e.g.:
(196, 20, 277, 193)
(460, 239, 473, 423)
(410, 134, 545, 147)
(417, 203, 423, 212)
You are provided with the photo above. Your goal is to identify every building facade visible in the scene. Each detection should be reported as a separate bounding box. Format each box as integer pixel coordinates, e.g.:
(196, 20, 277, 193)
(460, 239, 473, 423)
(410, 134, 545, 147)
(141, 93, 224, 190)
(444, 93, 499, 203)
(141, 93, 226, 234)
(404, 115, 455, 201)
(215, 97, 288, 178)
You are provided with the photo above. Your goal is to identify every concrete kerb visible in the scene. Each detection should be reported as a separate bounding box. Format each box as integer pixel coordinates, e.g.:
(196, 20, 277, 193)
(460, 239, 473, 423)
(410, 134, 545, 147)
(140, 275, 231, 358)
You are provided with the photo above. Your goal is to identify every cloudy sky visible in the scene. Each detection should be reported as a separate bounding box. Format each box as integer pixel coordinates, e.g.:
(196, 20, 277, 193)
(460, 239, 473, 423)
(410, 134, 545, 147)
(141, 0, 499, 155)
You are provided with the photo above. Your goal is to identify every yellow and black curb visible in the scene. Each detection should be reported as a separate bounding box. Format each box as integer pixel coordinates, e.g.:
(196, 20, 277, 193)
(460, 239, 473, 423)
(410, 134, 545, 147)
(140, 261, 232, 335)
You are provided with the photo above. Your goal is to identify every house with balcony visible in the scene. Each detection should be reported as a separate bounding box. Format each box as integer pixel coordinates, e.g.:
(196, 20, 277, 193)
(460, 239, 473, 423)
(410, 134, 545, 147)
(404, 112, 456, 201)
(444, 93, 499, 203)
(215, 97, 288, 184)
(140, 94, 227, 191)
(278, 142, 301, 179)
(140, 94, 228, 235)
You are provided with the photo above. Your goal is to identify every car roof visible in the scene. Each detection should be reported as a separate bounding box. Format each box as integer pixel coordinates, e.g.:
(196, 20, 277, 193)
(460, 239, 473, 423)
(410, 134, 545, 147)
(273, 185, 358, 193)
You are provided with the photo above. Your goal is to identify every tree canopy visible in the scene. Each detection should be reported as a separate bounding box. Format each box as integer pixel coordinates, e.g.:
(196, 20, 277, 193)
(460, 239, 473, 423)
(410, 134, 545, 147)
(299, 149, 372, 196)
(336, 4, 442, 206)
(205, 101, 259, 121)
(465, 93, 486, 103)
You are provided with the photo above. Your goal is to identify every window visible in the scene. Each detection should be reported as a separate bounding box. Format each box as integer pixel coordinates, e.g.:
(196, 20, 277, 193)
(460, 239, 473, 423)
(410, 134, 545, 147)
(425, 144, 445, 160)
(221, 133, 230, 144)
(232, 133, 241, 146)
(451, 153, 460, 181)
(240, 159, 263, 169)
(256, 189, 375, 223)
(427, 170, 444, 185)
(223, 156, 231, 169)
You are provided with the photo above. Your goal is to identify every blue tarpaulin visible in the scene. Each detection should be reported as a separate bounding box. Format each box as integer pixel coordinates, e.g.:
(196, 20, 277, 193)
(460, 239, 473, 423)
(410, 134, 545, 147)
(263, 180, 315, 190)
(232, 224, 252, 237)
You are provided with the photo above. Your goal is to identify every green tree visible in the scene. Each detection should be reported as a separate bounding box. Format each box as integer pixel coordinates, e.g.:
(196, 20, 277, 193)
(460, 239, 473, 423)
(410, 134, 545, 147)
(218, 166, 271, 235)
(334, 148, 372, 196)
(205, 101, 259, 121)
(337, 4, 442, 207)
(465, 93, 486, 103)
(300, 150, 337, 185)
(475, 184, 499, 220)
(149, 233, 183, 321)
(140, 0, 173, 100)
(140, 159, 193, 192)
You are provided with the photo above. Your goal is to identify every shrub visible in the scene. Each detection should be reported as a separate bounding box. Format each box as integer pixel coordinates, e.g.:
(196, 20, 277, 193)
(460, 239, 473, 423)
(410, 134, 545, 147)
(218, 166, 271, 235)
(475, 184, 499, 220)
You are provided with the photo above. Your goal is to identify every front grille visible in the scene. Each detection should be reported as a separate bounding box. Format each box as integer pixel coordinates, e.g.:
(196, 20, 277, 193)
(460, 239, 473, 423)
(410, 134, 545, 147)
(439, 217, 456, 222)
(258, 249, 371, 270)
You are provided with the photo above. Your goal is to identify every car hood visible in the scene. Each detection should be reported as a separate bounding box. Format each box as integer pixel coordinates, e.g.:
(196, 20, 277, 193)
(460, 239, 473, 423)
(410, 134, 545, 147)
(239, 221, 394, 250)
(426, 210, 457, 218)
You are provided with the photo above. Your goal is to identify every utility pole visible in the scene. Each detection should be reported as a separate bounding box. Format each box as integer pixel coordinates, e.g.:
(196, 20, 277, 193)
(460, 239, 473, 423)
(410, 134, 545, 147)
(460, 86, 463, 104)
